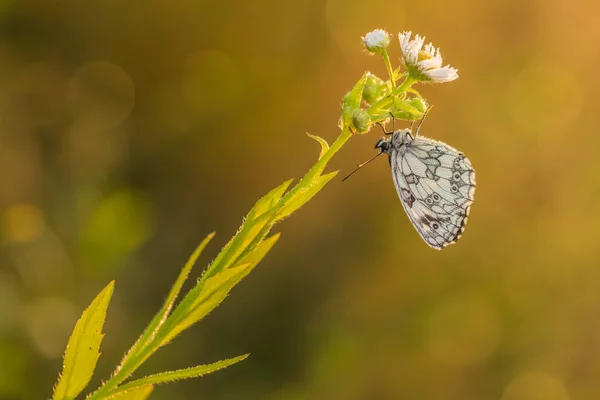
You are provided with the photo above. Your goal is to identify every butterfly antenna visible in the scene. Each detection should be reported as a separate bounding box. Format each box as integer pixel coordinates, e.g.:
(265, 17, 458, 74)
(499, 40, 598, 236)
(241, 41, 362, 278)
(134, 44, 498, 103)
(414, 105, 433, 138)
(341, 152, 383, 182)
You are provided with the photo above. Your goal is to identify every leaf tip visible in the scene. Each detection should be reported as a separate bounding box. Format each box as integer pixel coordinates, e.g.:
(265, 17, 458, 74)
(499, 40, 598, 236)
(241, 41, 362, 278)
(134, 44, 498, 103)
(270, 232, 281, 242)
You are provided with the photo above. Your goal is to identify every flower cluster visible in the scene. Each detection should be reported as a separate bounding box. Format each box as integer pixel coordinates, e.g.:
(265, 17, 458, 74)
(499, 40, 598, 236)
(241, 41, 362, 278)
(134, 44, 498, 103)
(346, 29, 458, 135)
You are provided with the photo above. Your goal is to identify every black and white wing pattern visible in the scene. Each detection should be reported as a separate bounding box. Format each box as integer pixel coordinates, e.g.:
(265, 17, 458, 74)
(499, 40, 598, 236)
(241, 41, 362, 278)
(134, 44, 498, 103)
(390, 136, 475, 249)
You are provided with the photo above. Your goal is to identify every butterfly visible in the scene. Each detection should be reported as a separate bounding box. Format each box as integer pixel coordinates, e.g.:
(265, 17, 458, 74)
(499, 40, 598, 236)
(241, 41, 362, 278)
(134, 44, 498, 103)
(346, 111, 476, 249)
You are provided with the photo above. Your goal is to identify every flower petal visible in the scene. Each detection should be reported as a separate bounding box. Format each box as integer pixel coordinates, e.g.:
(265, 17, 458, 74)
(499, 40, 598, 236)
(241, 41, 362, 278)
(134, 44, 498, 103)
(417, 57, 443, 70)
(425, 66, 459, 83)
(399, 31, 412, 54)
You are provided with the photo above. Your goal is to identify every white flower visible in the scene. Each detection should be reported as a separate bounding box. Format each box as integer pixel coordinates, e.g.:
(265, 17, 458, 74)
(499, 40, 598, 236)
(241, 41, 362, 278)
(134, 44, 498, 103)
(363, 29, 390, 54)
(398, 31, 458, 83)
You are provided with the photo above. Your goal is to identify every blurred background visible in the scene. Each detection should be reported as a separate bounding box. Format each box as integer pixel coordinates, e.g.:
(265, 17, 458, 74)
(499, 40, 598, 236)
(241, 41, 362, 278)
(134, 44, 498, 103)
(0, 0, 599, 398)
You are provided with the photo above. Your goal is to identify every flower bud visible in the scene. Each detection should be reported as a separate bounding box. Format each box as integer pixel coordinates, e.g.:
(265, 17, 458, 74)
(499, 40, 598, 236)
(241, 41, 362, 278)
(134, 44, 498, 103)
(389, 97, 427, 120)
(352, 109, 371, 134)
(408, 96, 428, 113)
(363, 29, 390, 55)
(362, 72, 390, 105)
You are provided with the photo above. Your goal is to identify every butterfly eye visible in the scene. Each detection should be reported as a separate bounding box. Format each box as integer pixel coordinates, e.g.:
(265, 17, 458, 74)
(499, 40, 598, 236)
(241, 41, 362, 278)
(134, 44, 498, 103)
(426, 197, 433, 205)
(432, 194, 440, 202)
(451, 184, 458, 193)
(432, 223, 439, 229)
(453, 172, 461, 180)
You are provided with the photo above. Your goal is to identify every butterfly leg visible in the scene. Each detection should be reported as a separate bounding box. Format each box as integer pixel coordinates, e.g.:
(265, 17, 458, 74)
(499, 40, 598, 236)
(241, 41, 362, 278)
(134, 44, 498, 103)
(377, 112, 397, 135)
(377, 122, 393, 135)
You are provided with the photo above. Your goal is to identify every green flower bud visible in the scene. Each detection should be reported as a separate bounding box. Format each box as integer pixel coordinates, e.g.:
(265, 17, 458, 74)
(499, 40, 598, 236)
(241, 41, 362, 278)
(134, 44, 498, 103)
(363, 72, 390, 105)
(388, 109, 414, 120)
(389, 97, 427, 121)
(408, 96, 428, 113)
(352, 109, 371, 134)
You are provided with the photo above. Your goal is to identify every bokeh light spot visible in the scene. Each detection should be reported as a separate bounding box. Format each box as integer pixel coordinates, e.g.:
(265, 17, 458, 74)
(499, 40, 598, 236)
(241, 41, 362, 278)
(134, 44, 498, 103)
(79, 189, 154, 274)
(1, 203, 45, 243)
(67, 61, 135, 131)
(502, 371, 570, 400)
(24, 297, 77, 359)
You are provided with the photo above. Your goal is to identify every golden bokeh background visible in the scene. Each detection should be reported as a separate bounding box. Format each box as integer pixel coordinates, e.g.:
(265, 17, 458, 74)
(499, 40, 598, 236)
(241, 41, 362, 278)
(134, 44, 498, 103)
(1, 0, 599, 399)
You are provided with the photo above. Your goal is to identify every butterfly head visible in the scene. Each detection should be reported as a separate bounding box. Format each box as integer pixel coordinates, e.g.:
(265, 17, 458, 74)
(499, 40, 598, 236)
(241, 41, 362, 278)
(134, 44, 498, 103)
(374, 137, 392, 154)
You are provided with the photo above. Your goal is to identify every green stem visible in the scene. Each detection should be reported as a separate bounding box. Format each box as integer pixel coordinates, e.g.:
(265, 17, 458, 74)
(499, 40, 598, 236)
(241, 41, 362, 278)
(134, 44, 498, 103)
(87, 337, 160, 400)
(366, 76, 416, 119)
(381, 51, 396, 90)
(232, 126, 351, 264)
(86, 127, 353, 400)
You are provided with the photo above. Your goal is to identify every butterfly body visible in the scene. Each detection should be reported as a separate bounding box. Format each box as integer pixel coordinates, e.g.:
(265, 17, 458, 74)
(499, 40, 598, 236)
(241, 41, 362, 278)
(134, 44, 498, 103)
(375, 129, 475, 249)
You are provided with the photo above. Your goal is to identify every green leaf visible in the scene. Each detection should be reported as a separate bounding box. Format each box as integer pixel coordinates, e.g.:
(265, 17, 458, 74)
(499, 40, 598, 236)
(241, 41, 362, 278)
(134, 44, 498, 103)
(246, 178, 294, 222)
(306, 133, 329, 160)
(201, 206, 278, 282)
(275, 171, 338, 221)
(107, 355, 248, 396)
(106, 385, 154, 400)
(204, 179, 292, 281)
(236, 233, 280, 267)
(342, 73, 367, 126)
(160, 263, 255, 346)
(53, 281, 115, 400)
(392, 67, 406, 81)
(121, 232, 216, 365)
(406, 87, 422, 97)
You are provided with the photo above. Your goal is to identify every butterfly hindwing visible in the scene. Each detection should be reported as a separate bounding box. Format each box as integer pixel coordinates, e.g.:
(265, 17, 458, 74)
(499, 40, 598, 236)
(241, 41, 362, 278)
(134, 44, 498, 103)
(390, 136, 475, 249)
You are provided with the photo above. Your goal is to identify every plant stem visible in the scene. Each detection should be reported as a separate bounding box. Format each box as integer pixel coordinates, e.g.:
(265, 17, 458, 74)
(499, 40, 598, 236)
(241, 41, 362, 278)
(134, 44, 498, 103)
(366, 76, 415, 118)
(382, 51, 396, 90)
(86, 127, 353, 400)
(232, 126, 351, 265)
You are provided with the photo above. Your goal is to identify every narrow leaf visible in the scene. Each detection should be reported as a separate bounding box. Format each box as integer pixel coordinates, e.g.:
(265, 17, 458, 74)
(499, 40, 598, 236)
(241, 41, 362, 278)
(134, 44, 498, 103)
(203, 179, 292, 282)
(275, 171, 338, 221)
(201, 207, 278, 282)
(236, 233, 280, 267)
(246, 178, 294, 222)
(107, 355, 248, 396)
(406, 87, 422, 97)
(163, 235, 280, 345)
(392, 67, 406, 80)
(342, 73, 367, 124)
(160, 263, 254, 346)
(106, 385, 153, 400)
(306, 133, 329, 160)
(121, 232, 215, 367)
(53, 281, 115, 400)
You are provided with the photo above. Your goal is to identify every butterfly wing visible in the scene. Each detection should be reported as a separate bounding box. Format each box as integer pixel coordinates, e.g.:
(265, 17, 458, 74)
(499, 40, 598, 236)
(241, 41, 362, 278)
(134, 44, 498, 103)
(389, 136, 475, 249)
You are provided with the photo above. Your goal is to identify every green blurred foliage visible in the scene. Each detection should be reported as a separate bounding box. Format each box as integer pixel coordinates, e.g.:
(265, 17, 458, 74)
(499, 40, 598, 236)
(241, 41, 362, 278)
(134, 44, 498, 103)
(0, 0, 599, 399)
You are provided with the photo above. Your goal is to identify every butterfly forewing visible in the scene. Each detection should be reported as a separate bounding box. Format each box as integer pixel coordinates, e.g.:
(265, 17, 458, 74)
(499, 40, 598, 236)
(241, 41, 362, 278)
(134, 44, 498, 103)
(390, 135, 475, 249)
